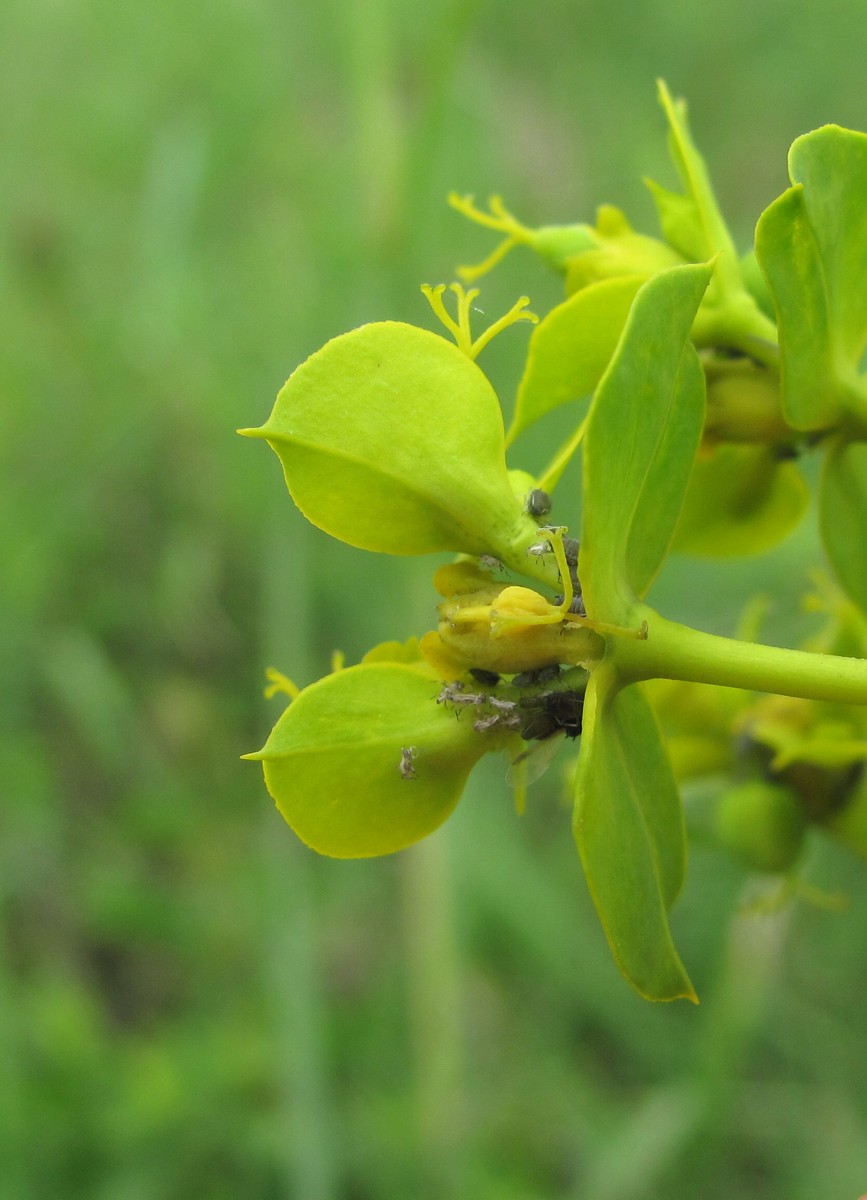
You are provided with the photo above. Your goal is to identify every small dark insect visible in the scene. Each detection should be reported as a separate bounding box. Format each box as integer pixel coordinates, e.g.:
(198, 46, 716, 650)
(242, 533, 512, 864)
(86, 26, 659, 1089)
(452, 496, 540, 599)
(518, 689, 584, 741)
(512, 664, 561, 688)
(553, 592, 587, 617)
(524, 488, 552, 519)
(469, 667, 501, 687)
(562, 536, 580, 566)
(398, 746, 418, 780)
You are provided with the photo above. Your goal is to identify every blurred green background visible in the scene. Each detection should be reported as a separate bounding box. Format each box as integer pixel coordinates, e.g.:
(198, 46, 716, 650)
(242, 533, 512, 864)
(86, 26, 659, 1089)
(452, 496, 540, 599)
(5, 1, 867, 1196)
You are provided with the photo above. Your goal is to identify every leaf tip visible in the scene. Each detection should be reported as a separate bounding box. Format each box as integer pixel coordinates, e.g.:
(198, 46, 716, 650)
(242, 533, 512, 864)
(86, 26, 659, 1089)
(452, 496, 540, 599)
(236, 426, 269, 439)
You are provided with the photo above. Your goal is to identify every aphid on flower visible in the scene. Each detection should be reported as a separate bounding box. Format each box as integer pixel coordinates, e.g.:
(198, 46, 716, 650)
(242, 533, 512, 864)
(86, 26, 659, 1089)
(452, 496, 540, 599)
(469, 667, 501, 687)
(553, 592, 587, 617)
(524, 487, 553, 519)
(505, 688, 586, 793)
(518, 688, 584, 741)
(437, 681, 485, 709)
(478, 554, 504, 573)
(512, 664, 561, 688)
(398, 745, 418, 780)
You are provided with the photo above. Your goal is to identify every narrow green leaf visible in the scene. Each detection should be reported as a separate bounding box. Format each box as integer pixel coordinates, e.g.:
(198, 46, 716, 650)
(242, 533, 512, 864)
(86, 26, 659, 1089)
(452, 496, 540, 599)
(247, 663, 489, 858)
(243, 322, 537, 558)
(573, 675, 696, 1003)
(508, 276, 643, 443)
(580, 263, 712, 620)
(820, 438, 867, 613)
(650, 82, 740, 286)
(673, 445, 809, 557)
(756, 126, 867, 429)
(648, 84, 776, 359)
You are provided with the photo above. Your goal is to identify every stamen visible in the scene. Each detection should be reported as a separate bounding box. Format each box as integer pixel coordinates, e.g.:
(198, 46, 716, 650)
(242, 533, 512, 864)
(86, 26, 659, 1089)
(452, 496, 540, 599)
(263, 668, 301, 701)
(447, 192, 533, 282)
(421, 282, 538, 361)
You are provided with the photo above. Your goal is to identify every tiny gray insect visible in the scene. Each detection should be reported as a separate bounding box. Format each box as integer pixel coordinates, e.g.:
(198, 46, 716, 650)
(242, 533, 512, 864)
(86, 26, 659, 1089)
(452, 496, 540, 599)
(478, 554, 504, 573)
(398, 746, 418, 780)
(437, 682, 484, 708)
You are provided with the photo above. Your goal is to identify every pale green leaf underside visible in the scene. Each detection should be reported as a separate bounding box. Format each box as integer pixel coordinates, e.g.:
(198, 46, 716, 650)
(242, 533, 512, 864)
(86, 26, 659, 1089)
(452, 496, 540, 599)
(509, 276, 643, 443)
(673, 444, 809, 557)
(246, 322, 527, 557)
(756, 187, 841, 430)
(573, 676, 695, 1003)
(249, 663, 487, 857)
(820, 439, 867, 614)
(580, 263, 712, 621)
(756, 126, 867, 429)
(789, 126, 867, 364)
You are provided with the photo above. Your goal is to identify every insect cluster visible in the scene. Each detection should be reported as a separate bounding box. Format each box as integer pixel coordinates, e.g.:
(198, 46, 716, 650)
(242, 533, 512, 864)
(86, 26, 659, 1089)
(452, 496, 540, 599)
(437, 667, 585, 744)
(523, 490, 586, 616)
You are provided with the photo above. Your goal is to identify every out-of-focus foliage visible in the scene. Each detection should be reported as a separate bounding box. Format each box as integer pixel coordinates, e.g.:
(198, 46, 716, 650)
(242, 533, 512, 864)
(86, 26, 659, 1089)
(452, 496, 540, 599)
(5, 0, 867, 1196)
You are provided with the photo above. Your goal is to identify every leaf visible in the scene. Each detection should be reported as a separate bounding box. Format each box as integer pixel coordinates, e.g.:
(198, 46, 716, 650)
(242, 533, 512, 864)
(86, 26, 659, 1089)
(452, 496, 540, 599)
(572, 674, 696, 1002)
(673, 444, 809, 557)
(579, 263, 712, 621)
(508, 276, 643, 443)
(246, 663, 489, 857)
(647, 84, 775, 359)
(820, 438, 867, 613)
(788, 128, 867, 365)
(648, 82, 740, 286)
(242, 322, 538, 559)
(755, 126, 867, 429)
(755, 188, 842, 430)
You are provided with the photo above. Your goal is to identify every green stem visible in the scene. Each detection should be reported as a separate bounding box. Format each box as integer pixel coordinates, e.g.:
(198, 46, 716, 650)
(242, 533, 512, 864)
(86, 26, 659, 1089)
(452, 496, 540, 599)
(615, 611, 867, 705)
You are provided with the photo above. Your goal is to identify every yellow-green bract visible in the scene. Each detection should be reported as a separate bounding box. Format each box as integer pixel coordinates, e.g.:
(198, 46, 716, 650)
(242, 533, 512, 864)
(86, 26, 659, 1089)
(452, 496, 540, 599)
(240, 321, 543, 571)
(245, 663, 494, 858)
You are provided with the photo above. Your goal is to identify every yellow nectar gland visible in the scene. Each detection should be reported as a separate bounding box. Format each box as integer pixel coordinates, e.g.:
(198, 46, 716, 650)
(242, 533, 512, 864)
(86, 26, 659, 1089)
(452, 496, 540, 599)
(421, 528, 646, 677)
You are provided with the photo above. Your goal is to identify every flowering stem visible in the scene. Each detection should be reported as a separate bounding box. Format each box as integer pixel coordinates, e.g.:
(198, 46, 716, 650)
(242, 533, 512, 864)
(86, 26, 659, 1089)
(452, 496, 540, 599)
(613, 610, 867, 706)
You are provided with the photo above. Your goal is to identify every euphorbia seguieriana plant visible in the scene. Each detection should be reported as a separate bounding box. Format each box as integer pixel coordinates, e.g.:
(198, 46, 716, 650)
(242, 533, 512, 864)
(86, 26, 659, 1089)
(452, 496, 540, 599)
(241, 82, 867, 1002)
